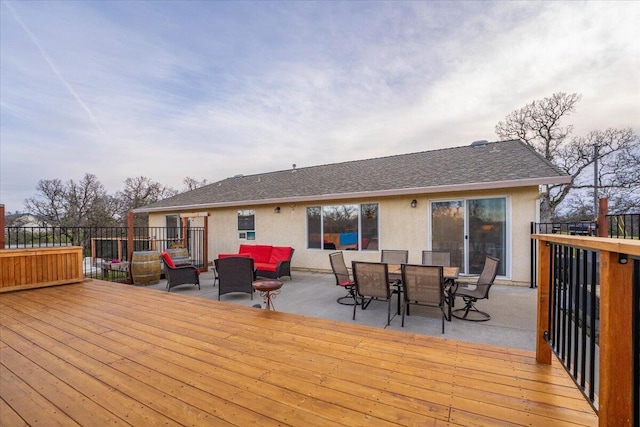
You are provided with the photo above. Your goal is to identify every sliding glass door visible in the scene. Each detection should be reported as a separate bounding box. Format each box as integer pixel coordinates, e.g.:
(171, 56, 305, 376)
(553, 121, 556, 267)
(431, 198, 507, 276)
(431, 201, 465, 271)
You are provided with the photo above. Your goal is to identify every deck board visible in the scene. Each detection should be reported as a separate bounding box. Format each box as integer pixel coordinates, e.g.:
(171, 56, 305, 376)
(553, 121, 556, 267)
(0, 280, 598, 426)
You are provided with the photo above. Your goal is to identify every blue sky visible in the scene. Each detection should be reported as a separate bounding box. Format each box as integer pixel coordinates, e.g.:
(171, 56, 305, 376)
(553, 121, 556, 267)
(1, 0, 638, 213)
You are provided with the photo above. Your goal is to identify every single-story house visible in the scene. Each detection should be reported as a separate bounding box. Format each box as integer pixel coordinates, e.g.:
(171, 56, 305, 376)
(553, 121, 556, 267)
(135, 139, 571, 286)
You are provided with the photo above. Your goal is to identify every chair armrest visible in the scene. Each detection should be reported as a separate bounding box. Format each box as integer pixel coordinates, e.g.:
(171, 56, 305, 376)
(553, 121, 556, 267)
(275, 259, 291, 274)
(172, 264, 198, 271)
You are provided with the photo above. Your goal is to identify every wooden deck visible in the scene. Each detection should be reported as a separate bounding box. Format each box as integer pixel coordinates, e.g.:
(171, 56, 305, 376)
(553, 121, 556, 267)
(1, 280, 597, 426)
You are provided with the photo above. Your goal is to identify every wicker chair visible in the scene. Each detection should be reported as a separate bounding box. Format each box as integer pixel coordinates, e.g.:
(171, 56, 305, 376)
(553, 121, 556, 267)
(351, 261, 392, 325)
(161, 251, 200, 292)
(452, 255, 500, 321)
(329, 252, 359, 305)
(401, 264, 446, 333)
(421, 251, 451, 267)
(214, 256, 255, 301)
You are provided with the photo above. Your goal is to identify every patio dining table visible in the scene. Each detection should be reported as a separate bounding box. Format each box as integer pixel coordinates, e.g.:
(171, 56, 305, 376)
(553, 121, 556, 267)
(386, 264, 459, 281)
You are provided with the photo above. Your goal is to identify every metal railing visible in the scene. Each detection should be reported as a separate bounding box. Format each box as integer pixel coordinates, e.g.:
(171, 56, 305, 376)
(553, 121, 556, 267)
(546, 244, 600, 406)
(608, 213, 640, 239)
(533, 234, 639, 426)
(531, 213, 640, 288)
(4, 226, 206, 282)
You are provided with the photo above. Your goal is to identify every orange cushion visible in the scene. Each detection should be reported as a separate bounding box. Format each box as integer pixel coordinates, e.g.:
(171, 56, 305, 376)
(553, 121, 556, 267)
(161, 252, 175, 268)
(269, 246, 292, 264)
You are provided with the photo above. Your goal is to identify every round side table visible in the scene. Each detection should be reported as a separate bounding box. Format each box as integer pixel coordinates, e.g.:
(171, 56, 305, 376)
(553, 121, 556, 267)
(252, 279, 283, 310)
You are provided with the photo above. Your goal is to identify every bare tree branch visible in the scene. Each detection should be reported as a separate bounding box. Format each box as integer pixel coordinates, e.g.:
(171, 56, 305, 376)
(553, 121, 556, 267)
(496, 92, 638, 220)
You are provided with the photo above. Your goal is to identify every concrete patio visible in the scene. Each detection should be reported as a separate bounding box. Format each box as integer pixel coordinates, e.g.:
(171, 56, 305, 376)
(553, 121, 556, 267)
(144, 269, 538, 351)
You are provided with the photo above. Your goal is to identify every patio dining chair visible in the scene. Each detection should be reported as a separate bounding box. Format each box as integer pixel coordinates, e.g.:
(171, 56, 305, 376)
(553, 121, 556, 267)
(452, 255, 500, 321)
(381, 249, 408, 312)
(214, 256, 255, 301)
(351, 261, 392, 326)
(329, 251, 358, 305)
(401, 264, 446, 333)
(421, 251, 451, 267)
(422, 250, 454, 309)
(381, 249, 409, 265)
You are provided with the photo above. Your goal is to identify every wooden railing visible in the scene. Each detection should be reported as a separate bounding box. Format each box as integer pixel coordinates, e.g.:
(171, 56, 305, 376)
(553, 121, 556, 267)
(0, 246, 84, 292)
(533, 234, 640, 426)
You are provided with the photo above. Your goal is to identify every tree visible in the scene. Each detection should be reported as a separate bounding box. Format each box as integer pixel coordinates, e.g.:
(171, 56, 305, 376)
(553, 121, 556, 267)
(115, 176, 177, 226)
(495, 92, 639, 221)
(24, 173, 116, 227)
(183, 177, 208, 192)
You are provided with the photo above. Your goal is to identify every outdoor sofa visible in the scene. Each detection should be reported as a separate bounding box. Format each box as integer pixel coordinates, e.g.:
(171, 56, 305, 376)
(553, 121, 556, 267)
(218, 244, 294, 280)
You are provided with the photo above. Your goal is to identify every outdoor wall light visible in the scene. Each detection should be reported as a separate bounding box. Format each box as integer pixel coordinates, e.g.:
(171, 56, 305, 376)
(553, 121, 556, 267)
(274, 207, 281, 213)
(410, 199, 417, 208)
(619, 253, 628, 264)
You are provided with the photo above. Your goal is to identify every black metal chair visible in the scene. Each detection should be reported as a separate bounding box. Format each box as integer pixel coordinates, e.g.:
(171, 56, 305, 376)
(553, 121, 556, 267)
(401, 264, 446, 333)
(329, 251, 358, 305)
(452, 255, 500, 321)
(351, 261, 392, 325)
(214, 256, 255, 301)
(161, 251, 200, 292)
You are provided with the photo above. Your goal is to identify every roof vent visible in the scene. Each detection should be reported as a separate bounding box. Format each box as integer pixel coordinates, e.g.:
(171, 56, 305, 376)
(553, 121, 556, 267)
(233, 174, 244, 178)
(292, 163, 297, 173)
(471, 140, 489, 147)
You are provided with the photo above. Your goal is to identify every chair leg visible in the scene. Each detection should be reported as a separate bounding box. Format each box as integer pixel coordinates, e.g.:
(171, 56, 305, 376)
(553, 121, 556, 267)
(337, 286, 360, 305)
(337, 295, 356, 305)
(401, 301, 406, 327)
(451, 298, 491, 321)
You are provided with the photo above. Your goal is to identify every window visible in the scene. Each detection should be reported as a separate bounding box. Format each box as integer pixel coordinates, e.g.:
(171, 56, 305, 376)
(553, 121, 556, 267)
(238, 210, 255, 240)
(306, 203, 378, 251)
(166, 215, 180, 239)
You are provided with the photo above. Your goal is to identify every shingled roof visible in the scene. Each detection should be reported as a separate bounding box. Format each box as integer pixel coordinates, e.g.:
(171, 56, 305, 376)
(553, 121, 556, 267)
(136, 139, 569, 213)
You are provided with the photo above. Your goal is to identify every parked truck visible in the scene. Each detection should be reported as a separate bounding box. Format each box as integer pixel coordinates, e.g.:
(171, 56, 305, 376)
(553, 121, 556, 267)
(568, 221, 597, 236)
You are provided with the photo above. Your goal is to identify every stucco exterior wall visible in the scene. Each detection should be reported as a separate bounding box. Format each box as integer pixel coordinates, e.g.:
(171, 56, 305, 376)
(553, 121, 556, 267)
(148, 185, 540, 286)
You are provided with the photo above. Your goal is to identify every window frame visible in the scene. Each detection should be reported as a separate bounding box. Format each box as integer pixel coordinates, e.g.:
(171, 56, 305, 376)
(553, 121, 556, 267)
(237, 209, 256, 240)
(306, 203, 379, 251)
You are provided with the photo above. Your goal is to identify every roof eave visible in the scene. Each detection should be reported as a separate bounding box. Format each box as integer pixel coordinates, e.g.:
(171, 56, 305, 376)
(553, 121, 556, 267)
(134, 175, 571, 213)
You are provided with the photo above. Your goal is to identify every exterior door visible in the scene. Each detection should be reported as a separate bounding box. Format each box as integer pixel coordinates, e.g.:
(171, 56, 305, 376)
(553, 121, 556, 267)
(467, 198, 506, 275)
(431, 201, 465, 271)
(431, 198, 507, 276)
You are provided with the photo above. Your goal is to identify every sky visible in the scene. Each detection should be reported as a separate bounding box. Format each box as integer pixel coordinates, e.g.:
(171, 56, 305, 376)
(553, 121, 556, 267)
(1, 0, 639, 214)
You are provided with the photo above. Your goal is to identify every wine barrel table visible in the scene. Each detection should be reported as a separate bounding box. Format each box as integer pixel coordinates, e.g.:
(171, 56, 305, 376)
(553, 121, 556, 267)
(130, 251, 161, 285)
